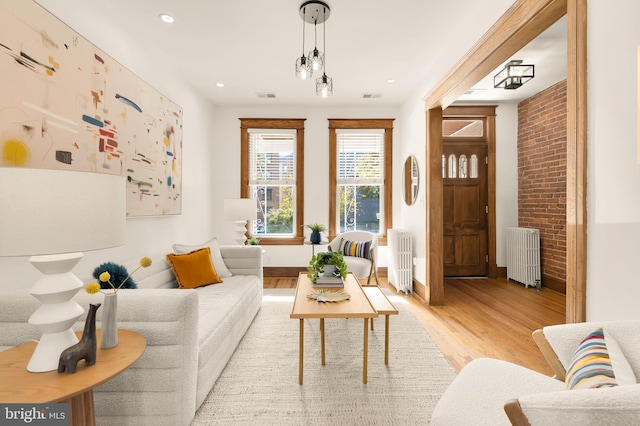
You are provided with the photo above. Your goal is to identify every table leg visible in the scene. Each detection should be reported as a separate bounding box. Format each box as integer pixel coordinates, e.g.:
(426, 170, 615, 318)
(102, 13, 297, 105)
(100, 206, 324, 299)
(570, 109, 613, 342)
(299, 319, 304, 385)
(320, 318, 325, 366)
(384, 314, 390, 365)
(68, 390, 95, 426)
(363, 318, 369, 384)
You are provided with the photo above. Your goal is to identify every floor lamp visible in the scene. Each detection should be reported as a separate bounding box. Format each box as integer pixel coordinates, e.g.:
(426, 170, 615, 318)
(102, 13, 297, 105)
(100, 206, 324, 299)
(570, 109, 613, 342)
(224, 198, 257, 245)
(0, 168, 126, 372)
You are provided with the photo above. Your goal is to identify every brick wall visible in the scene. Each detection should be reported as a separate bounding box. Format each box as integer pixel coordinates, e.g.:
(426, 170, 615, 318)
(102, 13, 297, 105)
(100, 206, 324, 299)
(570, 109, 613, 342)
(517, 80, 567, 289)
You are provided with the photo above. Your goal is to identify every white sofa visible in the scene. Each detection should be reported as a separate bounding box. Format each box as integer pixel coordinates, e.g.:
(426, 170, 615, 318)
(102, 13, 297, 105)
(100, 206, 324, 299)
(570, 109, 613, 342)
(0, 244, 263, 426)
(431, 320, 640, 425)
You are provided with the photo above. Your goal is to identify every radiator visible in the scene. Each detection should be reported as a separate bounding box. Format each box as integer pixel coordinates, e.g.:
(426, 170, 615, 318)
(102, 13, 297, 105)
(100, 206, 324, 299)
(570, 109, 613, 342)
(387, 229, 413, 295)
(506, 227, 541, 289)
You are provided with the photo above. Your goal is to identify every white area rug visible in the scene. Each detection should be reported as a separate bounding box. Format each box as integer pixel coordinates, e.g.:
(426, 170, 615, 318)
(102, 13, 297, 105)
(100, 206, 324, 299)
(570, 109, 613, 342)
(192, 288, 456, 425)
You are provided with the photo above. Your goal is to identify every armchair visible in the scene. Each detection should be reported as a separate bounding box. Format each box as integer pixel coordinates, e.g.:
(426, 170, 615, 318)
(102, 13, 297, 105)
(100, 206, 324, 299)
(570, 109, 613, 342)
(431, 320, 640, 425)
(328, 231, 378, 285)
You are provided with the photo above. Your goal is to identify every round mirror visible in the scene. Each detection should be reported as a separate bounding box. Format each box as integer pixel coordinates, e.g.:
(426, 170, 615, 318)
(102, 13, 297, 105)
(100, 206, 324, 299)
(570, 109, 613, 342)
(402, 155, 419, 206)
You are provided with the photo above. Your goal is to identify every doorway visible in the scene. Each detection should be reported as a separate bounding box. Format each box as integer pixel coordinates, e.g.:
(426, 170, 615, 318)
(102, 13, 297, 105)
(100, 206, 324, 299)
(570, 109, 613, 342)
(443, 124, 489, 277)
(422, 0, 586, 324)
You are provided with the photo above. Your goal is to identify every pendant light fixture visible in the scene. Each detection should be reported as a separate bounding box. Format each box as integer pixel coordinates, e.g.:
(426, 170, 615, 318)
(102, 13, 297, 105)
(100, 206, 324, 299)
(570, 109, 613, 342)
(295, 1, 332, 96)
(494, 60, 535, 89)
(307, 14, 324, 71)
(295, 6, 312, 80)
(316, 7, 332, 100)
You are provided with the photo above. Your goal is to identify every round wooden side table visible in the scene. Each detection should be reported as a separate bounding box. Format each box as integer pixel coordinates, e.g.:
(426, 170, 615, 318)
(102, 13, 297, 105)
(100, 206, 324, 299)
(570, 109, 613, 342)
(0, 329, 146, 426)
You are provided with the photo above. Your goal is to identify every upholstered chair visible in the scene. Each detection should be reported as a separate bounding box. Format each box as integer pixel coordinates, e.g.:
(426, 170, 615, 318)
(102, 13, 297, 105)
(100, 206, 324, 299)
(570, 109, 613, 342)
(431, 320, 640, 425)
(328, 231, 378, 285)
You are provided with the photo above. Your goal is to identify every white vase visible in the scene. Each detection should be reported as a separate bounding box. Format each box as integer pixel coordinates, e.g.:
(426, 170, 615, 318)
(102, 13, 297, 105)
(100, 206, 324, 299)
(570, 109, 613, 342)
(101, 292, 118, 349)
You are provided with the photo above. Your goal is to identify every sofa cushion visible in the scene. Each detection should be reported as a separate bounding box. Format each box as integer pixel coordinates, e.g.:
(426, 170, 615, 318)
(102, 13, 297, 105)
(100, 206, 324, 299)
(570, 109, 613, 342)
(166, 247, 223, 289)
(565, 328, 617, 390)
(173, 237, 232, 278)
(194, 274, 262, 407)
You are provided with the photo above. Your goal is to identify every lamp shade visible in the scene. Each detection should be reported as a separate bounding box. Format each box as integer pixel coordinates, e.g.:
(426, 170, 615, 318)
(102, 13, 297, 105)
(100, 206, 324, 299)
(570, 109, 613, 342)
(224, 198, 258, 221)
(0, 168, 126, 256)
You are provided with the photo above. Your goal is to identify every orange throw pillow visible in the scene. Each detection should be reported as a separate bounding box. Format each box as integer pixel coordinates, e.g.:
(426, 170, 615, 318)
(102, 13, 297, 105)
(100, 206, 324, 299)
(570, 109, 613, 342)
(166, 247, 222, 289)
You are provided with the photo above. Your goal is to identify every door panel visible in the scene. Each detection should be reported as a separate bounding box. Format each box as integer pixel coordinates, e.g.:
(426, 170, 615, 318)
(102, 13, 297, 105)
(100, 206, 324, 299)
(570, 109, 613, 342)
(443, 142, 487, 276)
(443, 235, 455, 265)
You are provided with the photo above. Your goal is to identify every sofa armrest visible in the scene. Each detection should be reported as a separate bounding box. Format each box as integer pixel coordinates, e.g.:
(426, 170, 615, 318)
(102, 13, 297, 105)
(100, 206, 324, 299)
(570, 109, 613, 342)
(532, 329, 567, 381)
(220, 245, 263, 280)
(504, 399, 530, 426)
(517, 384, 640, 425)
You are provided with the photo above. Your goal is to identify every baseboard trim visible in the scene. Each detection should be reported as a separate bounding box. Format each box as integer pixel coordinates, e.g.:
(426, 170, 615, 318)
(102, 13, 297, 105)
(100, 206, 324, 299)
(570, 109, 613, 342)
(542, 274, 566, 294)
(497, 266, 565, 294)
(497, 266, 507, 278)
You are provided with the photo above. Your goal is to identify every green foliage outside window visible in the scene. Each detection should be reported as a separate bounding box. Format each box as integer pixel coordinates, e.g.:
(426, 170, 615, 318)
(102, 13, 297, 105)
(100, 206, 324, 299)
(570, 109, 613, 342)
(265, 186, 293, 233)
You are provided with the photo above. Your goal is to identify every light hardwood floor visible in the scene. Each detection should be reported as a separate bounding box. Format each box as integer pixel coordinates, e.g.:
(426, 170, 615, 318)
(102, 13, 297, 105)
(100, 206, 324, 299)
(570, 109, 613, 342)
(264, 275, 566, 375)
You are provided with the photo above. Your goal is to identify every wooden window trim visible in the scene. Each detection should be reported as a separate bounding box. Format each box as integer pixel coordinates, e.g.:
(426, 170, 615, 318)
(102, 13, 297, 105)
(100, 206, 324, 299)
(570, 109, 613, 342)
(240, 118, 306, 245)
(328, 118, 394, 246)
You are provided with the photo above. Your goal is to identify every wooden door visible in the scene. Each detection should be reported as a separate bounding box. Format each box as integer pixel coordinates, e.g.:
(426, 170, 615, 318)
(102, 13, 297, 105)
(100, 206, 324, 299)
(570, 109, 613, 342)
(443, 142, 487, 276)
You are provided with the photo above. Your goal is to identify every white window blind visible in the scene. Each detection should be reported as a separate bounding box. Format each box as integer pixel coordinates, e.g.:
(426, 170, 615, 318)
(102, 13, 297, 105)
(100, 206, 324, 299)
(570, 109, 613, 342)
(247, 129, 296, 236)
(337, 130, 384, 185)
(336, 129, 385, 234)
(248, 130, 296, 185)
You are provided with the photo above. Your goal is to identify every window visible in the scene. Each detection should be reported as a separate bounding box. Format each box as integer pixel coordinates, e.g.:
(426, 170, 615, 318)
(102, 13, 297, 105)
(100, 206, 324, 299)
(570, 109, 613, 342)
(240, 118, 305, 245)
(329, 119, 393, 244)
(442, 119, 484, 137)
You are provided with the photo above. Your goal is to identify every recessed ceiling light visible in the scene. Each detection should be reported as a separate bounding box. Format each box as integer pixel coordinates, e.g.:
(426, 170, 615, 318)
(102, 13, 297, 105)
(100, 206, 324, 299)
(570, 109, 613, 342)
(159, 13, 175, 24)
(386, 78, 396, 84)
(216, 82, 224, 88)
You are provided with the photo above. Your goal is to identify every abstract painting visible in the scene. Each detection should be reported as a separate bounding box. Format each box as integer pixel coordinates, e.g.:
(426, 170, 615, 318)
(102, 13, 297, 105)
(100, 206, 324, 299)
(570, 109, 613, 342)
(0, 0, 183, 216)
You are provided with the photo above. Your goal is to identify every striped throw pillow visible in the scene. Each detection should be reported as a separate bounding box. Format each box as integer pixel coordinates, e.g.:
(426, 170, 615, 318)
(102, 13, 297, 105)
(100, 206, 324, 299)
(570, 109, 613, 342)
(340, 239, 372, 260)
(565, 328, 618, 390)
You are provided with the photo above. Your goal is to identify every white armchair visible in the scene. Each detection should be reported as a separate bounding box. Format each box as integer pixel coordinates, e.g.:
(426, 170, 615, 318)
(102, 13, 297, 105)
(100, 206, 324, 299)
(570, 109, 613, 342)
(431, 320, 640, 425)
(328, 231, 378, 284)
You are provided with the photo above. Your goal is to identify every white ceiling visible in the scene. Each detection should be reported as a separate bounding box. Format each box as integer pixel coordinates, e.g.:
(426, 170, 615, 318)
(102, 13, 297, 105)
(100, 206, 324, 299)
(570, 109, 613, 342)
(35, 0, 567, 107)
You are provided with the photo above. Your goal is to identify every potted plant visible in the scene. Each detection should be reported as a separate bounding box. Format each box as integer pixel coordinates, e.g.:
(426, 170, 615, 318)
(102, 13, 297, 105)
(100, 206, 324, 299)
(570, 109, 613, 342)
(305, 223, 327, 244)
(247, 237, 260, 245)
(307, 251, 348, 283)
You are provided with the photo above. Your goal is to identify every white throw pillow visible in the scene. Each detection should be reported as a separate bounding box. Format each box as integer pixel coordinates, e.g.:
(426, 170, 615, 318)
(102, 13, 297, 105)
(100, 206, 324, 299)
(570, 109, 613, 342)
(604, 328, 638, 386)
(173, 237, 232, 278)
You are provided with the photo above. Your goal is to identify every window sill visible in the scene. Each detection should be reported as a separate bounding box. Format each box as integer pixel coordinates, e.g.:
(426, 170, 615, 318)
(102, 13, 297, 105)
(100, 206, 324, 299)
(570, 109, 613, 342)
(253, 237, 305, 246)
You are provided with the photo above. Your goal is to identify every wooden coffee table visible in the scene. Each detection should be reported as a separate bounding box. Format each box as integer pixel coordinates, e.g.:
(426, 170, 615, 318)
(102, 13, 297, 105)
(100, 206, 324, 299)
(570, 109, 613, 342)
(0, 329, 146, 426)
(290, 272, 377, 384)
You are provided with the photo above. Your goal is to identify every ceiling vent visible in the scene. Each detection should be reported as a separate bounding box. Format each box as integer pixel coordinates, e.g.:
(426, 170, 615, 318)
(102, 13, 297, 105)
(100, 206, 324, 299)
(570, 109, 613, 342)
(256, 92, 276, 99)
(362, 93, 382, 99)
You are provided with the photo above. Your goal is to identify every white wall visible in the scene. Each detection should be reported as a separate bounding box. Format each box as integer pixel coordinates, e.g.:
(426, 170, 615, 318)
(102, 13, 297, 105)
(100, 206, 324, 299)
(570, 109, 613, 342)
(210, 105, 401, 268)
(0, 4, 219, 291)
(495, 103, 519, 266)
(395, 97, 427, 284)
(586, 0, 640, 319)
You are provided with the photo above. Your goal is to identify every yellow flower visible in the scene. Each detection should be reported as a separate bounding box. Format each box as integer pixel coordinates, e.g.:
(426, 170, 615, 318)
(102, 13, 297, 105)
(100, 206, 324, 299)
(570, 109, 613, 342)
(89, 256, 153, 295)
(85, 282, 101, 294)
